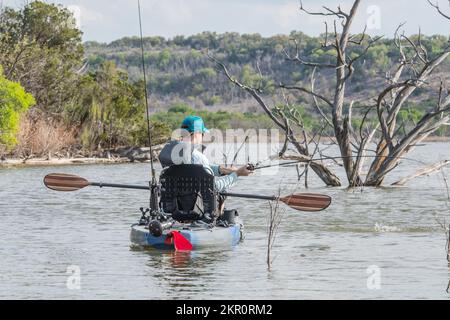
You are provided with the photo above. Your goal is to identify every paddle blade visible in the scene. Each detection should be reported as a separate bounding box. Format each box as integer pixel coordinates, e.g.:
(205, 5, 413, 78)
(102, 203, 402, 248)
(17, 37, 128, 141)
(44, 173, 90, 192)
(167, 231, 193, 251)
(280, 193, 332, 212)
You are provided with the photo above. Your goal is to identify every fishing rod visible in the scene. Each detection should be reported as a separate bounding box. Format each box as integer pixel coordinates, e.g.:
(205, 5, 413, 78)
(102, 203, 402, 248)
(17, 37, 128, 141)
(138, 0, 158, 212)
(251, 154, 428, 171)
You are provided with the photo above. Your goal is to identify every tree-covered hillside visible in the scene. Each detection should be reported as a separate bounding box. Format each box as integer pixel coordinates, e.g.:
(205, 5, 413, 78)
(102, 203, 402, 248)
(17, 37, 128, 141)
(85, 32, 450, 111)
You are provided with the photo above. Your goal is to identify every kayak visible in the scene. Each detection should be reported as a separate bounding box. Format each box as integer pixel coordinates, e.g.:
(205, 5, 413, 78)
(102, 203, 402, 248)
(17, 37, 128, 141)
(130, 217, 244, 250)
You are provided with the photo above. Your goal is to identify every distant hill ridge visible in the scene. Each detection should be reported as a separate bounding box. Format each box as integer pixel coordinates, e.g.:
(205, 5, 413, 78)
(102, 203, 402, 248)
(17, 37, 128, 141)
(84, 31, 450, 112)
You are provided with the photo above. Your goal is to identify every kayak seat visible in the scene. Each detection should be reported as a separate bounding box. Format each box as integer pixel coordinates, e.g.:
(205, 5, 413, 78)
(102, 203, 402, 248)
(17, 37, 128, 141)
(160, 164, 217, 222)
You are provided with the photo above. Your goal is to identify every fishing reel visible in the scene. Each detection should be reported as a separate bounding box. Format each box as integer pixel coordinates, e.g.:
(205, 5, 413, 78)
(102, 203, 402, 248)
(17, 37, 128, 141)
(140, 206, 172, 237)
(148, 219, 173, 237)
(145, 205, 172, 237)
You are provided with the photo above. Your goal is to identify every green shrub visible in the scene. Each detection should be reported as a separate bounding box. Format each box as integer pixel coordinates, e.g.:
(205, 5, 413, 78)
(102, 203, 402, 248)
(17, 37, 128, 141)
(0, 66, 36, 150)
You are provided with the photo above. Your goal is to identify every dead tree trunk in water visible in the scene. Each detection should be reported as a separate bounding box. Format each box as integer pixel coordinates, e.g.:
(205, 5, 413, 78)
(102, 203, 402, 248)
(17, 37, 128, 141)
(211, 56, 342, 187)
(213, 0, 449, 187)
(296, 0, 450, 187)
(364, 1, 450, 186)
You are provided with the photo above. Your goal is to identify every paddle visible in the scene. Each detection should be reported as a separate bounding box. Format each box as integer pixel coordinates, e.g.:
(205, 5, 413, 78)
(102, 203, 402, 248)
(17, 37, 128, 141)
(44, 173, 332, 212)
(44, 173, 150, 191)
(221, 192, 331, 212)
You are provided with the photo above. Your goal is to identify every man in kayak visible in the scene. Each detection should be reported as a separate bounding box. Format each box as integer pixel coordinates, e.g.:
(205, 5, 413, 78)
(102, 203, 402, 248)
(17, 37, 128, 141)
(159, 115, 254, 213)
(182, 116, 253, 189)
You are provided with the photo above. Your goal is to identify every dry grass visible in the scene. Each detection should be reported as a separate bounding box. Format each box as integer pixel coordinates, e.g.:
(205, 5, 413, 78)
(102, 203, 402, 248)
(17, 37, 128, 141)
(13, 116, 78, 159)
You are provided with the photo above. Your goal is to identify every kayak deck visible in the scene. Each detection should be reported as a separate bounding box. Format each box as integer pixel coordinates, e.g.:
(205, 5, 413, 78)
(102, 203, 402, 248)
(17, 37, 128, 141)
(130, 219, 244, 250)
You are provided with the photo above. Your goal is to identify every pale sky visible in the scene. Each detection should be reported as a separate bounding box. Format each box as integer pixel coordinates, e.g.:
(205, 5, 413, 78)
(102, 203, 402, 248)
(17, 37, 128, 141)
(1, 0, 449, 43)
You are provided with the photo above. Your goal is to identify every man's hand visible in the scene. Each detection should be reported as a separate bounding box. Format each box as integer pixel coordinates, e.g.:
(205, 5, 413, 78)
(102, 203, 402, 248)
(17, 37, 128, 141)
(219, 165, 254, 176)
(219, 166, 237, 175)
(236, 165, 255, 177)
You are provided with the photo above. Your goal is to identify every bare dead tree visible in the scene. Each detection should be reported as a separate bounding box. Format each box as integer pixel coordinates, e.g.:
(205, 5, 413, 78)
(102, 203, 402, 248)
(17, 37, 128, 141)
(213, 0, 450, 188)
(365, 50, 450, 186)
(210, 54, 342, 187)
(434, 214, 450, 257)
(427, 0, 450, 20)
(432, 168, 450, 281)
(267, 195, 285, 271)
(435, 217, 450, 294)
(297, 0, 450, 187)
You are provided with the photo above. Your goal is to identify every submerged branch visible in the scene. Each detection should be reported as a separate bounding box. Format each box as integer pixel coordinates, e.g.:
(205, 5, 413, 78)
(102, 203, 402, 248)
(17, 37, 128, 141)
(392, 159, 450, 186)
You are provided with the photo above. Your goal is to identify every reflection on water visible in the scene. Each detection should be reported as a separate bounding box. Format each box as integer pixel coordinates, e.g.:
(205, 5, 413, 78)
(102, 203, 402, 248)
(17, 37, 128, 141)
(128, 246, 239, 296)
(0, 142, 450, 299)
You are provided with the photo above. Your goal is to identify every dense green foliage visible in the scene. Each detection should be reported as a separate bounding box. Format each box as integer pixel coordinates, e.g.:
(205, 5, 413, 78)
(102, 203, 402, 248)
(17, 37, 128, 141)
(151, 103, 275, 132)
(0, 66, 35, 149)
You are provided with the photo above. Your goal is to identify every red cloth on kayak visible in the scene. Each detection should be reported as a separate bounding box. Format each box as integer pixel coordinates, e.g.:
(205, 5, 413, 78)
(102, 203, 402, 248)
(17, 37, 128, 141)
(165, 231, 193, 251)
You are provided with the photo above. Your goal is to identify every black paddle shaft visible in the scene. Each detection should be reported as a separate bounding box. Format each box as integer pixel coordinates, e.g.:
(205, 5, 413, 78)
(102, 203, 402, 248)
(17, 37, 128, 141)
(221, 192, 277, 201)
(90, 182, 150, 191)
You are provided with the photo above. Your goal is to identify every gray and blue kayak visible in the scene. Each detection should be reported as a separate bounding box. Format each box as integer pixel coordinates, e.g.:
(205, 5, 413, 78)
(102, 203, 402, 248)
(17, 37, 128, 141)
(130, 218, 244, 251)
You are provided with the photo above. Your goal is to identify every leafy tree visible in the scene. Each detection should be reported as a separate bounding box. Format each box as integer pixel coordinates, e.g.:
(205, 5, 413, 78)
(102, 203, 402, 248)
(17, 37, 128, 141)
(0, 1, 84, 115)
(66, 61, 169, 150)
(0, 66, 35, 150)
(157, 49, 171, 69)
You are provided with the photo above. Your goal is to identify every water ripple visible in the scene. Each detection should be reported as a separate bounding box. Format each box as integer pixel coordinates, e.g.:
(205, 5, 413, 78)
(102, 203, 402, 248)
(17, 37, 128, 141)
(1, 143, 450, 299)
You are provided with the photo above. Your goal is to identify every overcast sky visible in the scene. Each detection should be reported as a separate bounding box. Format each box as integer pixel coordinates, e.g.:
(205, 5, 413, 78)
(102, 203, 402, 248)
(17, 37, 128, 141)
(1, 0, 449, 42)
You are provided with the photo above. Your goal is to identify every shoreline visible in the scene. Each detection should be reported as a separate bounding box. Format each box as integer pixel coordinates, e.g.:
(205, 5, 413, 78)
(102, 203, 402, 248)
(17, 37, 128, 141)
(0, 145, 163, 168)
(0, 157, 140, 168)
(2, 137, 450, 168)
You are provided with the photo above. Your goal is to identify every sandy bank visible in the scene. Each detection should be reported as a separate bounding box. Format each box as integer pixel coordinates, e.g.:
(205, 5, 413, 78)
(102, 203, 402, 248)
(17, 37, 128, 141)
(0, 157, 140, 168)
(0, 145, 163, 168)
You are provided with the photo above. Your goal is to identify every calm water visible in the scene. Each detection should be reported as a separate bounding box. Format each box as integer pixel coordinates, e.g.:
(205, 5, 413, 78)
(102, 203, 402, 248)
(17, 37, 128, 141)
(1, 142, 450, 300)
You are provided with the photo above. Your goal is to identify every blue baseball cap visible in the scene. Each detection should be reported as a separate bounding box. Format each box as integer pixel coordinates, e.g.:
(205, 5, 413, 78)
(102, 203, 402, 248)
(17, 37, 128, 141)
(181, 116, 209, 133)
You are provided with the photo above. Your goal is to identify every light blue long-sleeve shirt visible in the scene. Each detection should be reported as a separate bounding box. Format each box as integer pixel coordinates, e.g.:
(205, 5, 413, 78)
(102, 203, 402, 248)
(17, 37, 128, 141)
(159, 141, 239, 192)
(191, 148, 238, 192)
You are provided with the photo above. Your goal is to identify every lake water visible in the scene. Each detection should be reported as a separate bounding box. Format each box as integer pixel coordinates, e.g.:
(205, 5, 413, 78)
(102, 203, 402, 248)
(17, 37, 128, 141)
(1, 142, 450, 300)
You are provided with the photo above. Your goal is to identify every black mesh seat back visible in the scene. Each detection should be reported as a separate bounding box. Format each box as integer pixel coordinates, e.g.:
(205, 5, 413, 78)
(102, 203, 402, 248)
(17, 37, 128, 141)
(160, 164, 216, 215)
